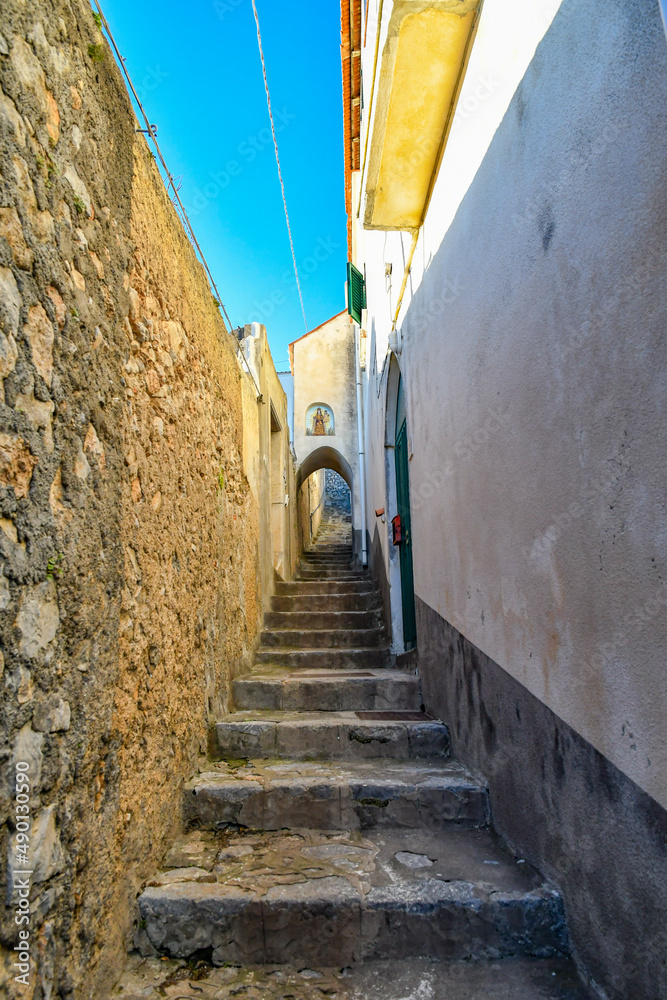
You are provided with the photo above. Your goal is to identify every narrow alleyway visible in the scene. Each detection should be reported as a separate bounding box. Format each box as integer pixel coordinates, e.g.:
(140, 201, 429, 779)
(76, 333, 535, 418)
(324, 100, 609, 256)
(118, 501, 591, 998)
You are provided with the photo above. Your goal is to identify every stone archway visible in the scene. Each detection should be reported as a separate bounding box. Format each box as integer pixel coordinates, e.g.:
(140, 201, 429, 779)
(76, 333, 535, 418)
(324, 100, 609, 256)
(297, 445, 354, 492)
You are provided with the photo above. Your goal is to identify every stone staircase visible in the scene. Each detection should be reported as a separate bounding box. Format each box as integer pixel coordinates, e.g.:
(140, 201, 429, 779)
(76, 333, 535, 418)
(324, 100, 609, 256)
(126, 514, 591, 999)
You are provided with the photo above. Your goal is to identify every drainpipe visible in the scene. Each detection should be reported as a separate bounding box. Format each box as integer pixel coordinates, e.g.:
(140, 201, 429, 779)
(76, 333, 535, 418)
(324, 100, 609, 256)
(661, 0, 667, 38)
(355, 323, 368, 567)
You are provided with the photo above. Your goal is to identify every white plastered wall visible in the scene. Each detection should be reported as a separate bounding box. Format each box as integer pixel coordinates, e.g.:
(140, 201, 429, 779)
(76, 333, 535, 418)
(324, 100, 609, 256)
(357, 0, 667, 805)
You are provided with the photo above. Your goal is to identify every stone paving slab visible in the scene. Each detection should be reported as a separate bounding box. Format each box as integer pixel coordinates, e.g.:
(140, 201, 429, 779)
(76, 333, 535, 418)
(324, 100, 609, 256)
(115, 955, 592, 1000)
(183, 758, 488, 831)
(233, 667, 419, 711)
(136, 826, 566, 966)
(212, 712, 449, 760)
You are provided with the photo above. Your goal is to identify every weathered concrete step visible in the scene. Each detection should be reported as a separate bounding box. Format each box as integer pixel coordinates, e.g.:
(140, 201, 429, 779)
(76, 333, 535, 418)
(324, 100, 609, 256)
(137, 826, 567, 966)
(299, 564, 355, 573)
(298, 563, 368, 579)
(272, 592, 381, 613)
(275, 579, 377, 596)
(260, 628, 385, 650)
(119, 954, 593, 1000)
(211, 711, 449, 760)
(264, 610, 381, 630)
(300, 565, 354, 574)
(296, 575, 368, 584)
(184, 759, 488, 831)
(233, 667, 417, 711)
(306, 547, 353, 556)
(254, 647, 392, 670)
(303, 552, 353, 561)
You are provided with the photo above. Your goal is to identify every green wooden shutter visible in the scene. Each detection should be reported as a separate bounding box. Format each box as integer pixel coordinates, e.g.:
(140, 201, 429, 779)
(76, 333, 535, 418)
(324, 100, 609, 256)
(347, 263, 366, 324)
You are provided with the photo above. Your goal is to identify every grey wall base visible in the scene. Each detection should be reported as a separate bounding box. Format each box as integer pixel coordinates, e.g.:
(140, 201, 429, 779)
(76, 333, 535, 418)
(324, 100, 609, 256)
(415, 596, 667, 1000)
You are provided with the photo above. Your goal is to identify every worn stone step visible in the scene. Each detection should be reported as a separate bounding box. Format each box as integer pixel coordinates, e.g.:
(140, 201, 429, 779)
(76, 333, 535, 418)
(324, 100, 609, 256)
(299, 564, 355, 573)
(306, 548, 353, 556)
(271, 592, 381, 613)
(264, 610, 381, 630)
(298, 564, 365, 574)
(253, 647, 392, 670)
(260, 628, 385, 650)
(303, 551, 353, 560)
(137, 826, 567, 966)
(275, 579, 377, 596)
(211, 711, 449, 760)
(233, 667, 417, 711)
(310, 544, 352, 552)
(295, 576, 369, 585)
(119, 953, 593, 1000)
(184, 759, 489, 831)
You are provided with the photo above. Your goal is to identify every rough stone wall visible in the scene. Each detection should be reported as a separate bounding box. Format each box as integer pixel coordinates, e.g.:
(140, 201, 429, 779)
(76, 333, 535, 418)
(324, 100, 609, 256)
(323, 469, 351, 520)
(0, 3, 272, 998)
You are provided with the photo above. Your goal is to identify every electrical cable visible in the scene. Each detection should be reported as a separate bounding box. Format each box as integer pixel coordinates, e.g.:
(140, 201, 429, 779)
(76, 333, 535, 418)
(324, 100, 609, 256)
(250, 0, 309, 335)
(91, 0, 235, 334)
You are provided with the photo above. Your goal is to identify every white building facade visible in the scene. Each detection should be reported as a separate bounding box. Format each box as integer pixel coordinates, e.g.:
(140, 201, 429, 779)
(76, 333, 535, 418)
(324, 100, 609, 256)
(342, 1, 667, 997)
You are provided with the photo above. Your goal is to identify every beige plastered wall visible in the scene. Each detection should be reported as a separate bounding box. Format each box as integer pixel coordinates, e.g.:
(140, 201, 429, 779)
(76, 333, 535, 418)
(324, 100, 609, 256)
(291, 312, 359, 539)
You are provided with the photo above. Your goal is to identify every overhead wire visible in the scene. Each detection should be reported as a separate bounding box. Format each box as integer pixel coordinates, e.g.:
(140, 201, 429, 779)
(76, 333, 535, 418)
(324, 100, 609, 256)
(250, 0, 309, 335)
(91, 0, 235, 334)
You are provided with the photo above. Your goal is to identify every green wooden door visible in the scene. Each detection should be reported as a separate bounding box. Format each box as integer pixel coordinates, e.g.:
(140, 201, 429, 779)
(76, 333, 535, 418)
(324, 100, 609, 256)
(395, 417, 417, 647)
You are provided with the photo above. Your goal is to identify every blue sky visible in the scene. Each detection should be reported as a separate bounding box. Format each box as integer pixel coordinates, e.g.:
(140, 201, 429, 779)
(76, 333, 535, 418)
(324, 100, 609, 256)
(99, 0, 347, 370)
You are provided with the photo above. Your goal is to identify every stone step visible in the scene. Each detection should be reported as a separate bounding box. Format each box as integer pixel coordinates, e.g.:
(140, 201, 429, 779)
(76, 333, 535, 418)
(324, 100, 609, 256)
(119, 954, 592, 1000)
(271, 592, 381, 613)
(275, 579, 377, 596)
(233, 667, 417, 711)
(183, 759, 489, 831)
(137, 826, 567, 966)
(303, 552, 353, 560)
(302, 556, 353, 565)
(260, 628, 385, 650)
(297, 570, 368, 580)
(211, 711, 449, 761)
(303, 545, 354, 559)
(264, 610, 382, 630)
(299, 564, 355, 573)
(253, 646, 392, 670)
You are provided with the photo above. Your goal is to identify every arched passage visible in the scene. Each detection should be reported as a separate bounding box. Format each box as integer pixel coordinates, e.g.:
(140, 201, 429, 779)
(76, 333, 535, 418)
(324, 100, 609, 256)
(297, 445, 354, 492)
(297, 446, 356, 559)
